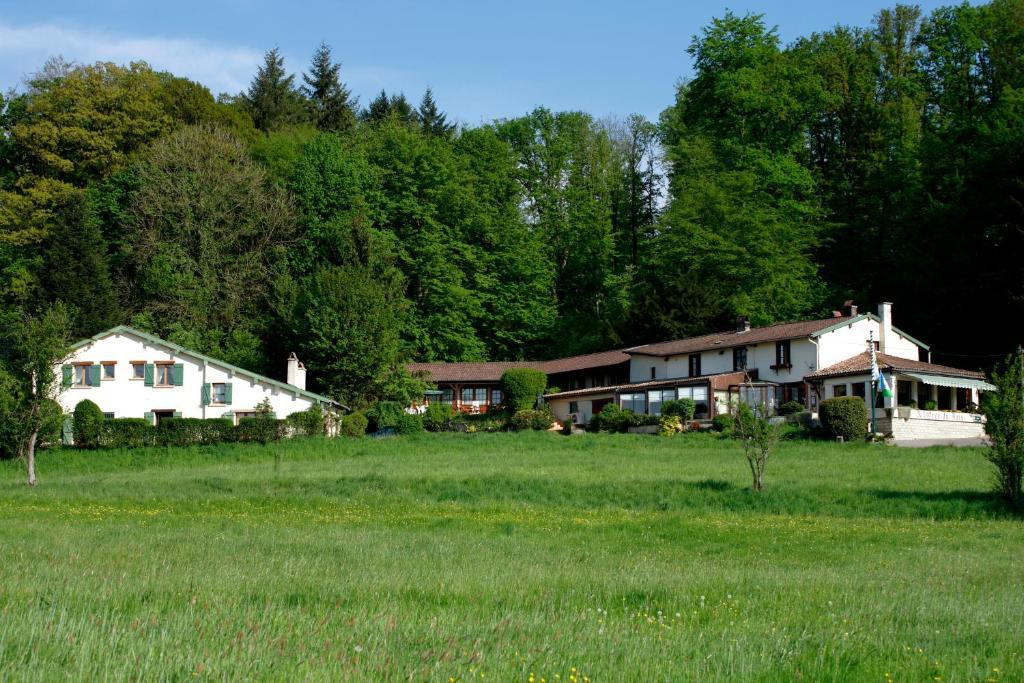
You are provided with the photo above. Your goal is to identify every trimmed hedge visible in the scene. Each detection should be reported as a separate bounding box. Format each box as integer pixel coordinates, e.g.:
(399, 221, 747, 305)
(235, 417, 285, 444)
(340, 411, 368, 437)
(500, 368, 547, 412)
(778, 400, 805, 416)
(157, 418, 234, 446)
(393, 412, 424, 434)
(422, 403, 454, 432)
(98, 418, 156, 448)
(662, 399, 696, 422)
(286, 405, 326, 437)
(509, 409, 554, 431)
(819, 396, 869, 441)
(73, 399, 105, 449)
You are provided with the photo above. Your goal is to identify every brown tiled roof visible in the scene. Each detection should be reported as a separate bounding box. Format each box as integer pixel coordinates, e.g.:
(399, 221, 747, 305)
(625, 316, 855, 357)
(806, 352, 986, 380)
(408, 349, 630, 383)
(543, 370, 750, 399)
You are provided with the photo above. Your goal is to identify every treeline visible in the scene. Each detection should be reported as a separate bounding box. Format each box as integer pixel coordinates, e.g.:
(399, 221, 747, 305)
(1, 2, 1022, 406)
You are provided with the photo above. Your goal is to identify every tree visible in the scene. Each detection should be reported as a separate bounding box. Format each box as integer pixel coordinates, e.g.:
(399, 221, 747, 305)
(417, 88, 455, 138)
(302, 42, 357, 134)
(984, 351, 1024, 504)
(362, 90, 417, 125)
(0, 303, 71, 486)
(732, 399, 781, 491)
(241, 48, 307, 132)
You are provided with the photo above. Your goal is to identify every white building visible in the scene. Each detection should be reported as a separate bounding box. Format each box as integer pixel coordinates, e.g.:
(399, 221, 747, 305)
(58, 326, 338, 426)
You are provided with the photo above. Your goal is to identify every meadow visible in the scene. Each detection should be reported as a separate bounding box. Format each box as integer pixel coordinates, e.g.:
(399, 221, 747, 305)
(0, 433, 1021, 681)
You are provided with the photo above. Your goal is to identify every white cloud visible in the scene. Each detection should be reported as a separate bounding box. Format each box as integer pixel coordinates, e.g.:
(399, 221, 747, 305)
(0, 21, 262, 95)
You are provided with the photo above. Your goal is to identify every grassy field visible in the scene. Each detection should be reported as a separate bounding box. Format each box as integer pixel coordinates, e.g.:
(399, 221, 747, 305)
(0, 433, 1021, 681)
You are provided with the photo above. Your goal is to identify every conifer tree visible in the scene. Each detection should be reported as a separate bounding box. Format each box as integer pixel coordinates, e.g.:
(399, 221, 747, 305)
(242, 48, 306, 132)
(417, 88, 455, 137)
(302, 42, 356, 133)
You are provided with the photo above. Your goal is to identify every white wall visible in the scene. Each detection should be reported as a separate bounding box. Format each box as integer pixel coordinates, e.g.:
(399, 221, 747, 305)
(547, 393, 613, 425)
(57, 331, 319, 422)
(817, 317, 919, 369)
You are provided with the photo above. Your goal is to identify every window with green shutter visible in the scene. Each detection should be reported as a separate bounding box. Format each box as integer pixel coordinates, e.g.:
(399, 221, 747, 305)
(61, 365, 72, 388)
(144, 364, 154, 386)
(87, 364, 101, 387)
(224, 383, 233, 405)
(201, 384, 211, 406)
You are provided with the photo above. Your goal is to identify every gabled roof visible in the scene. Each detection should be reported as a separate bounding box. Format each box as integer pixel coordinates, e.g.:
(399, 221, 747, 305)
(624, 313, 930, 358)
(539, 349, 630, 375)
(543, 370, 751, 400)
(407, 349, 630, 384)
(71, 326, 339, 406)
(805, 352, 985, 380)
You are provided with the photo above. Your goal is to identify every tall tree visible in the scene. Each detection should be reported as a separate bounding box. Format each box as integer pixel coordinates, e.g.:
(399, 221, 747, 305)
(363, 91, 417, 125)
(302, 42, 357, 134)
(417, 88, 455, 137)
(242, 48, 307, 132)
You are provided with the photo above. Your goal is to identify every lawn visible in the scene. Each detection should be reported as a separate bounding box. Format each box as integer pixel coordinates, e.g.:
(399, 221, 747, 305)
(0, 433, 1021, 681)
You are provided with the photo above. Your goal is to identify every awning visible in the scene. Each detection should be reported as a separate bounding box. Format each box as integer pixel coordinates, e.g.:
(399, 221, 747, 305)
(904, 373, 996, 391)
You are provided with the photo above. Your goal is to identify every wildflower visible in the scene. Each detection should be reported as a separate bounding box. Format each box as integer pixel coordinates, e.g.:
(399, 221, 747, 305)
(354, 645, 363, 653)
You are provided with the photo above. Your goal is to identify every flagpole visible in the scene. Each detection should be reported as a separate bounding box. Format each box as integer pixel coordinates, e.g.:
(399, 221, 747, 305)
(869, 333, 877, 434)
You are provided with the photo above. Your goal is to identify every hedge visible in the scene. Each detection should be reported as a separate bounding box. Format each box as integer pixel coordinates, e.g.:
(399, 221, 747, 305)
(235, 417, 286, 444)
(661, 399, 696, 422)
(778, 400, 805, 416)
(509, 409, 554, 431)
(500, 368, 547, 412)
(589, 404, 658, 433)
(340, 411, 368, 437)
(711, 413, 734, 433)
(819, 396, 869, 441)
(98, 418, 156, 448)
(73, 399, 105, 449)
(422, 403, 454, 432)
(285, 405, 326, 437)
(157, 418, 234, 446)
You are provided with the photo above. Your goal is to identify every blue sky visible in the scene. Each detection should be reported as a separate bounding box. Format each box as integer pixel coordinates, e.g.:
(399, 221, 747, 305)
(1, 0, 968, 125)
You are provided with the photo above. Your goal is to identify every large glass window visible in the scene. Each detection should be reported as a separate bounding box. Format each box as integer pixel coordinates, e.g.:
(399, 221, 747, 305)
(832, 384, 847, 397)
(461, 387, 474, 403)
(474, 387, 487, 402)
(647, 389, 675, 416)
(490, 389, 503, 405)
(440, 388, 453, 404)
(156, 364, 173, 386)
(621, 393, 645, 413)
(678, 385, 709, 418)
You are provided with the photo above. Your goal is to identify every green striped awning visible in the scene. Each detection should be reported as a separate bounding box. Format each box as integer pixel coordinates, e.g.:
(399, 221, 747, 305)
(904, 373, 996, 391)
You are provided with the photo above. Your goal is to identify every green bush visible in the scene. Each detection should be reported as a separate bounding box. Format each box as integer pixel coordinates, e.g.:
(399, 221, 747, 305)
(711, 413, 734, 433)
(234, 417, 284, 444)
(393, 412, 424, 434)
(819, 396, 869, 441)
(509, 409, 554, 431)
(778, 400, 805, 416)
(454, 414, 508, 433)
(500, 368, 547, 411)
(72, 399, 105, 449)
(366, 401, 406, 432)
(589, 404, 654, 433)
(98, 418, 156, 448)
(923, 400, 938, 410)
(422, 403, 455, 432)
(158, 418, 234, 447)
(662, 399, 696, 421)
(39, 399, 64, 447)
(286, 405, 326, 437)
(340, 411, 368, 437)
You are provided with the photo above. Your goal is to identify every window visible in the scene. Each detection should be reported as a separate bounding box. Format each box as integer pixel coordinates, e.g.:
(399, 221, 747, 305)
(440, 388, 453, 404)
(131, 362, 145, 380)
(568, 400, 579, 414)
(832, 384, 847, 397)
(156, 364, 174, 386)
(851, 382, 866, 399)
(475, 387, 487, 402)
(73, 365, 89, 386)
(490, 388, 503, 405)
(461, 387, 473, 403)
(733, 347, 747, 371)
(650, 366, 657, 380)
(102, 362, 116, 380)
(620, 393, 645, 413)
(775, 340, 791, 368)
(647, 389, 676, 416)
(211, 383, 227, 404)
(103, 412, 115, 420)
(688, 354, 701, 377)
(678, 385, 709, 418)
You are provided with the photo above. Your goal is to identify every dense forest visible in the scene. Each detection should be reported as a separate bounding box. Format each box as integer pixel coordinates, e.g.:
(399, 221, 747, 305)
(1, 2, 1021, 406)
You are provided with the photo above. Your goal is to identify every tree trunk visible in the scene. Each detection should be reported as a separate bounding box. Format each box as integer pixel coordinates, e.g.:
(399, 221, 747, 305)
(26, 428, 38, 487)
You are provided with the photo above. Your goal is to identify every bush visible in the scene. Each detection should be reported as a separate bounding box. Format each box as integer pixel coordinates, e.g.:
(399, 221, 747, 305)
(509, 409, 554, 431)
(589, 403, 653, 433)
(500, 368, 547, 411)
(98, 418, 156, 448)
(39, 399, 64, 447)
(983, 353, 1024, 503)
(819, 396, 869, 441)
(158, 418, 234, 447)
(72, 399, 105, 449)
(711, 413, 734, 433)
(422, 403, 455, 432)
(923, 400, 938, 410)
(658, 415, 683, 436)
(340, 411, 368, 437)
(234, 417, 284, 444)
(393, 412, 424, 434)
(365, 401, 406, 432)
(286, 405, 326, 437)
(661, 399, 695, 422)
(778, 400, 805, 416)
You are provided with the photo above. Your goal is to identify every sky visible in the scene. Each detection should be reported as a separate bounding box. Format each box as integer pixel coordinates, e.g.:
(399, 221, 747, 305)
(0, 0, 970, 126)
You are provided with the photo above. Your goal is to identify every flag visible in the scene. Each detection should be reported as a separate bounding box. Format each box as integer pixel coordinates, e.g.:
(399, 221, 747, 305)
(878, 371, 893, 398)
(869, 332, 893, 397)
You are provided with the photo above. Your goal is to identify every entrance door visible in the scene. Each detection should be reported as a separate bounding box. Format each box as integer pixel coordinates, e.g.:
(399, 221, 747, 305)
(153, 410, 175, 426)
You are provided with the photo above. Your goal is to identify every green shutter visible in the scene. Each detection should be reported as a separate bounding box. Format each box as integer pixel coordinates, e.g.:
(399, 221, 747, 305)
(224, 383, 233, 405)
(201, 384, 211, 406)
(144, 364, 154, 386)
(172, 363, 184, 386)
(91, 364, 102, 386)
(61, 365, 72, 389)
(144, 411, 154, 425)
(62, 416, 74, 445)
(173, 411, 182, 418)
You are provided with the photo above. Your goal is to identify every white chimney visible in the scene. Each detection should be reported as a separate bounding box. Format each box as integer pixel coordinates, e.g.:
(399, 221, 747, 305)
(287, 352, 306, 390)
(878, 302, 893, 355)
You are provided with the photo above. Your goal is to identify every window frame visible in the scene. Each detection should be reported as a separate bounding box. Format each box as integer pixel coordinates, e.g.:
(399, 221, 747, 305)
(688, 353, 701, 378)
(155, 362, 174, 387)
(733, 347, 748, 371)
(101, 361, 116, 380)
(130, 362, 146, 380)
(72, 363, 90, 387)
(211, 382, 227, 405)
(773, 340, 792, 369)
(490, 388, 503, 405)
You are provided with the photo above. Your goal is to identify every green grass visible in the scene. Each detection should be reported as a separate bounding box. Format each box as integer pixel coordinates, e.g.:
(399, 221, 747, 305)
(1, 433, 1021, 681)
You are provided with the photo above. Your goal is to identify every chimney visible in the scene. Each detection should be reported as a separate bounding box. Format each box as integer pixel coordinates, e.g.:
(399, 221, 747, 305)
(878, 302, 892, 355)
(736, 315, 751, 333)
(287, 352, 306, 390)
(843, 300, 858, 317)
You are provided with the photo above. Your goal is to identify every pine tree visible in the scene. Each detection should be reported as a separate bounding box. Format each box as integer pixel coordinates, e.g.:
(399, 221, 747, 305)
(417, 88, 455, 137)
(362, 91, 417, 125)
(302, 42, 356, 133)
(242, 48, 306, 132)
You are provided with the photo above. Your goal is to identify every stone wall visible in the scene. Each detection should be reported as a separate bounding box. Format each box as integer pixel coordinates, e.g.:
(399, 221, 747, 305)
(877, 409, 987, 441)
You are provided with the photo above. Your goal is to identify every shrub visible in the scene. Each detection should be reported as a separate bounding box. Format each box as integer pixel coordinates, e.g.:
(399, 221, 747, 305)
(39, 399, 64, 447)
(661, 399, 695, 422)
(340, 411, 368, 437)
(923, 400, 938, 410)
(365, 401, 406, 432)
(158, 418, 234, 447)
(509, 409, 554, 431)
(819, 396, 869, 442)
(500, 368, 547, 411)
(422, 403, 455, 432)
(286, 405, 326, 437)
(778, 400, 805, 416)
(589, 403, 651, 433)
(234, 417, 284, 444)
(98, 418, 156, 448)
(658, 415, 683, 436)
(393, 412, 424, 434)
(72, 399, 105, 449)
(983, 353, 1024, 503)
(711, 413, 734, 433)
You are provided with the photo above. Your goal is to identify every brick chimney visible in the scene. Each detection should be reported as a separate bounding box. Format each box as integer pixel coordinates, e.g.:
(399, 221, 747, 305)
(287, 352, 306, 390)
(736, 315, 751, 333)
(878, 302, 893, 354)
